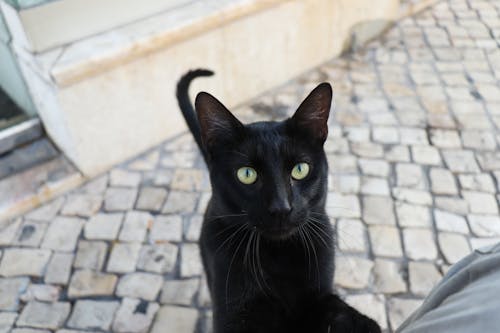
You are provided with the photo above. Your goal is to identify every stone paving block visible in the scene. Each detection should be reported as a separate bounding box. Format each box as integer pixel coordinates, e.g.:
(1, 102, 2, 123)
(438, 232, 471, 264)
(336, 219, 367, 253)
(459, 174, 496, 193)
(104, 187, 138, 211)
(396, 202, 431, 227)
(150, 169, 174, 186)
(0, 218, 22, 246)
(343, 126, 370, 142)
(434, 196, 469, 215)
(442, 150, 480, 173)
(362, 196, 395, 225)
(136, 187, 168, 212)
(84, 213, 123, 240)
(109, 169, 141, 187)
(334, 256, 373, 289)
(25, 197, 64, 222)
(0, 248, 51, 277)
(161, 151, 197, 168)
(385, 145, 411, 162)
(68, 270, 117, 298)
(369, 226, 403, 258)
(0, 277, 29, 310)
(150, 306, 198, 333)
(462, 191, 499, 214)
(399, 127, 428, 145)
(429, 129, 462, 148)
(0, 312, 18, 333)
(186, 215, 203, 242)
(360, 177, 390, 196)
(396, 163, 426, 189)
(150, 215, 183, 242)
(434, 209, 469, 233)
(326, 193, 361, 218)
(73, 240, 107, 270)
(13, 221, 48, 247)
(119, 211, 153, 242)
(373, 126, 399, 144)
(181, 243, 203, 277)
(60, 194, 102, 217)
(137, 244, 178, 273)
(358, 159, 390, 177)
(45, 253, 74, 285)
(171, 169, 204, 191)
(162, 191, 199, 214)
(461, 130, 497, 150)
(17, 301, 70, 330)
(345, 294, 387, 330)
(41, 217, 84, 252)
(408, 261, 442, 296)
(20, 284, 60, 303)
(403, 228, 438, 260)
(392, 188, 432, 206)
(468, 215, 500, 237)
(470, 237, 500, 251)
(160, 278, 200, 305)
(112, 298, 159, 333)
(67, 300, 119, 330)
(372, 259, 406, 294)
(411, 146, 442, 165)
(429, 168, 458, 195)
(330, 174, 360, 193)
(116, 272, 163, 301)
(107, 242, 142, 273)
(476, 152, 500, 171)
(328, 154, 358, 173)
(351, 142, 384, 158)
(388, 298, 422, 330)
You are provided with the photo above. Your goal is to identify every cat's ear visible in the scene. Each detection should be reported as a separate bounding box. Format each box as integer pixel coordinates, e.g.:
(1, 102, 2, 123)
(289, 82, 332, 143)
(195, 92, 244, 148)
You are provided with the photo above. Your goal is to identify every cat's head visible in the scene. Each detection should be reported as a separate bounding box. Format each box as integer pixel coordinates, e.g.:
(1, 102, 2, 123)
(196, 83, 332, 240)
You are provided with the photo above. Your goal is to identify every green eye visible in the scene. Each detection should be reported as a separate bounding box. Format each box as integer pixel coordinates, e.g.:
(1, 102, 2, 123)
(291, 162, 310, 180)
(237, 167, 257, 184)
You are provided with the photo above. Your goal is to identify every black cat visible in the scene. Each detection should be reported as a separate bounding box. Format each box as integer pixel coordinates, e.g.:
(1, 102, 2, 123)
(177, 69, 381, 333)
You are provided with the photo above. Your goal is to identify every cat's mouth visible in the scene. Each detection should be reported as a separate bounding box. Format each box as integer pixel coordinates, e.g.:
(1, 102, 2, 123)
(261, 225, 298, 240)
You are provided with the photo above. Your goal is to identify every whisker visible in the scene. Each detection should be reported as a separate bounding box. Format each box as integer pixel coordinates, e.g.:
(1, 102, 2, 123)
(225, 226, 249, 309)
(215, 223, 247, 255)
(302, 226, 320, 291)
(298, 226, 311, 279)
(255, 233, 272, 297)
(306, 221, 330, 249)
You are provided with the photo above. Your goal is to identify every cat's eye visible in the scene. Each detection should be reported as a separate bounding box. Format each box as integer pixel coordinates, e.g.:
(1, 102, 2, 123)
(237, 167, 257, 184)
(291, 162, 310, 180)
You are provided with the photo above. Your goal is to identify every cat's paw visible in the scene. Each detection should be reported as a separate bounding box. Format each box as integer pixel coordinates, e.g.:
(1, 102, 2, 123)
(327, 309, 381, 333)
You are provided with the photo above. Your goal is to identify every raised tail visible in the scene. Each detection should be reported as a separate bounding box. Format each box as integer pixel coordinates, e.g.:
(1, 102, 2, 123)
(176, 69, 214, 161)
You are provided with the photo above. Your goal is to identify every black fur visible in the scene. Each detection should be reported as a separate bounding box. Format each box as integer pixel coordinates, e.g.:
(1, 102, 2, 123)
(176, 69, 381, 333)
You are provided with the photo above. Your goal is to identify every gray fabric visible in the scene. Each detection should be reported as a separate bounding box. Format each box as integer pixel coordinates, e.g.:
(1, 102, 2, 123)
(398, 242, 500, 333)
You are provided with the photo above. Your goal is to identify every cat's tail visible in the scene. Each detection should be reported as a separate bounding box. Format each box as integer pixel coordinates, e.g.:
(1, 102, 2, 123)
(176, 69, 214, 161)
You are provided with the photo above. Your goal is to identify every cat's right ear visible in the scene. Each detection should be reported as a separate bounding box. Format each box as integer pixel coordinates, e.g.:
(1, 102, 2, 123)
(195, 92, 244, 149)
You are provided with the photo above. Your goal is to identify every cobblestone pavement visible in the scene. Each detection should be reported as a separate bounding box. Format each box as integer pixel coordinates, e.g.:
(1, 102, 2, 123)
(1, 0, 500, 332)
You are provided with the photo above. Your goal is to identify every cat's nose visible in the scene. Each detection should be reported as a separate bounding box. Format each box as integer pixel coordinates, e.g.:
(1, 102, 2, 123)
(268, 198, 292, 217)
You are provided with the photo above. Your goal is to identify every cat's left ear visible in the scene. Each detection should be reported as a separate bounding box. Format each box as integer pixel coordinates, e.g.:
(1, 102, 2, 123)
(195, 92, 244, 149)
(288, 82, 332, 143)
